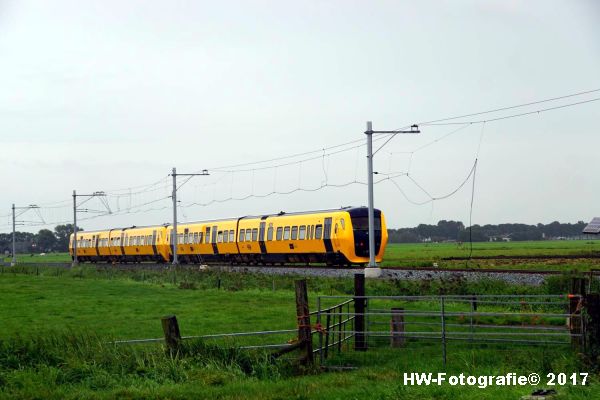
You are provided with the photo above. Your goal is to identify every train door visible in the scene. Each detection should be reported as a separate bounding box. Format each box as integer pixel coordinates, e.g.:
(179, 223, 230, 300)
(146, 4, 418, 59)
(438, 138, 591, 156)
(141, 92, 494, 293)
(93, 235, 99, 257)
(120, 232, 125, 256)
(258, 221, 267, 254)
(211, 225, 218, 254)
(152, 230, 158, 257)
(323, 217, 333, 253)
(332, 219, 341, 248)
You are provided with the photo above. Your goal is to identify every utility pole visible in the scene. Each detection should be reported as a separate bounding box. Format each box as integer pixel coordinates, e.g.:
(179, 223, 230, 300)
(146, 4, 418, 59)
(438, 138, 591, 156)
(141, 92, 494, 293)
(11, 204, 15, 266)
(364, 121, 420, 278)
(170, 167, 209, 265)
(11, 204, 41, 266)
(72, 190, 107, 266)
(73, 190, 77, 266)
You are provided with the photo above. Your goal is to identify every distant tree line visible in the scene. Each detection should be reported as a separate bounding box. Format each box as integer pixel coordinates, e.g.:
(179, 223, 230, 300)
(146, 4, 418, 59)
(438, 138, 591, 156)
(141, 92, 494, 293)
(0, 225, 78, 254)
(1, 220, 591, 252)
(388, 220, 589, 243)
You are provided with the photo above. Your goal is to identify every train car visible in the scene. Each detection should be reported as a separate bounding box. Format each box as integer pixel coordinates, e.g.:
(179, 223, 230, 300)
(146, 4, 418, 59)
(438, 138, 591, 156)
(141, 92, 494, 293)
(69, 225, 169, 262)
(70, 207, 388, 266)
(121, 225, 169, 262)
(237, 207, 387, 265)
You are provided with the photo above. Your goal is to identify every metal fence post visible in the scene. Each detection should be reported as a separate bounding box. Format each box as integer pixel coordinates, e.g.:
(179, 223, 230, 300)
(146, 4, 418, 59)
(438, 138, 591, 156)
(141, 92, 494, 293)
(317, 296, 323, 364)
(441, 296, 447, 368)
(470, 295, 476, 343)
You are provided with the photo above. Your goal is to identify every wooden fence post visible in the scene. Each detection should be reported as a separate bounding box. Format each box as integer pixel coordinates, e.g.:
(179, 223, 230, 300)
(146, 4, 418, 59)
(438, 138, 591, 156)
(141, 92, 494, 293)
(161, 315, 182, 353)
(390, 307, 405, 348)
(295, 279, 314, 365)
(354, 273, 366, 351)
(584, 293, 600, 365)
(570, 278, 587, 350)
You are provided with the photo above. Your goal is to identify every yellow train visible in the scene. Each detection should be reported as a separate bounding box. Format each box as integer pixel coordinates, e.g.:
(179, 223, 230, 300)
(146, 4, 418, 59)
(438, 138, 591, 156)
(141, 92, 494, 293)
(69, 207, 388, 266)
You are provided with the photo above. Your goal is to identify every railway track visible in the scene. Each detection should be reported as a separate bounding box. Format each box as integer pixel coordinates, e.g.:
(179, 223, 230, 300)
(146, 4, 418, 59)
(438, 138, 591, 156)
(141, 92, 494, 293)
(442, 254, 600, 261)
(5, 261, 599, 276)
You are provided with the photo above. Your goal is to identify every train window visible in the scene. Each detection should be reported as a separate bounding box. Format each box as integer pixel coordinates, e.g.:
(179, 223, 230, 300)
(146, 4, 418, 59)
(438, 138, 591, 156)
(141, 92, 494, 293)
(252, 228, 258, 241)
(198, 232, 204, 243)
(184, 233, 189, 244)
(217, 231, 223, 243)
(229, 230, 235, 242)
(334, 224, 338, 234)
(291, 226, 298, 240)
(283, 227, 290, 240)
(276, 227, 283, 240)
(246, 230, 252, 242)
(340, 218, 345, 230)
(193, 232, 198, 244)
(205, 227, 211, 244)
(310, 225, 314, 239)
(267, 227, 274, 241)
(315, 225, 323, 239)
(178, 234, 183, 245)
(148, 235, 152, 244)
(223, 231, 228, 243)
(299, 226, 306, 240)
(239, 229, 245, 242)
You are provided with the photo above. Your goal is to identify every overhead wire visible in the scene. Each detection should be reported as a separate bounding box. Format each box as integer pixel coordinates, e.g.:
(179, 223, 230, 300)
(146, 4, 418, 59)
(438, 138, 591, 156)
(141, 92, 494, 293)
(418, 88, 600, 126)
(387, 159, 478, 206)
(5, 87, 600, 231)
(421, 97, 600, 126)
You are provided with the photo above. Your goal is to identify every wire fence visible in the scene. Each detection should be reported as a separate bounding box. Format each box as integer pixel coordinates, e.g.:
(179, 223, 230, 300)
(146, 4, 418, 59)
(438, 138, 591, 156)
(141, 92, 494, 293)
(314, 294, 583, 367)
(87, 278, 588, 369)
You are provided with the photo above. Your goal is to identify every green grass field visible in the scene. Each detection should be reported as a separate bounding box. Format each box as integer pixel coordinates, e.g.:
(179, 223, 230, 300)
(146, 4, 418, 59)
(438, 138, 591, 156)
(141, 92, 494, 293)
(0, 267, 598, 399)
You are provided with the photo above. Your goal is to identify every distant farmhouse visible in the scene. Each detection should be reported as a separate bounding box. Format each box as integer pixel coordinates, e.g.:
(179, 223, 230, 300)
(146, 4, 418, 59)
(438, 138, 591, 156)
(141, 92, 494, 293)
(583, 217, 600, 236)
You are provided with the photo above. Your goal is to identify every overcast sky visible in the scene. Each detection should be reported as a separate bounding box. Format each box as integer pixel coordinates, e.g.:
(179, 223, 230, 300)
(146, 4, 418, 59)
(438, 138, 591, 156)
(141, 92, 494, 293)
(1, 0, 599, 233)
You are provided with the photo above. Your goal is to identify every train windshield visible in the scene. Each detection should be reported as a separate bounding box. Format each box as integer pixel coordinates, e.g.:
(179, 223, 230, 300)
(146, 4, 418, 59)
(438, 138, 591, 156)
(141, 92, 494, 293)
(351, 216, 381, 231)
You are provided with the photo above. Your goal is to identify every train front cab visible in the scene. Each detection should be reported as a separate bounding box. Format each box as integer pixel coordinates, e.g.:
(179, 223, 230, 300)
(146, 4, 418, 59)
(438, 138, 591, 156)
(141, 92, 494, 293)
(343, 207, 387, 264)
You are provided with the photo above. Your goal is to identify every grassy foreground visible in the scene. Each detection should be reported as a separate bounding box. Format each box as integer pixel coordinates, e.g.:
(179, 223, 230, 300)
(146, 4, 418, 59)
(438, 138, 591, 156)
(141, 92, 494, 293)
(0, 267, 599, 399)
